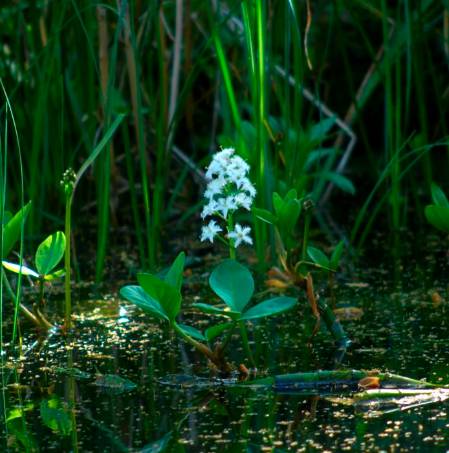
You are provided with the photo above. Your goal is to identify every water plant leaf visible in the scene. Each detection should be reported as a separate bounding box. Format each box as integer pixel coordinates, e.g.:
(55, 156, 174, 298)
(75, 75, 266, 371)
(307, 246, 330, 269)
(92, 374, 137, 394)
(35, 231, 66, 276)
(308, 117, 335, 144)
(120, 285, 169, 321)
(330, 240, 345, 270)
(205, 322, 234, 341)
(137, 273, 181, 322)
(40, 396, 72, 436)
(272, 192, 283, 218)
(177, 324, 205, 341)
(164, 251, 185, 292)
(430, 183, 449, 207)
(192, 303, 241, 320)
(44, 269, 65, 281)
(240, 297, 297, 320)
(425, 205, 449, 233)
(252, 207, 277, 224)
(209, 259, 254, 312)
(2, 202, 31, 259)
(2, 261, 39, 278)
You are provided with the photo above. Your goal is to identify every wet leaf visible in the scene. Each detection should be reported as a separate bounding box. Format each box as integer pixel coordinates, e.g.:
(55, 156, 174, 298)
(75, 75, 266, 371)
(240, 297, 297, 320)
(209, 260, 254, 312)
(177, 323, 205, 341)
(137, 273, 181, 321)
(120, 285, 169, 322)
(164, 251, 185, 292)
(35, 231, 66, 276)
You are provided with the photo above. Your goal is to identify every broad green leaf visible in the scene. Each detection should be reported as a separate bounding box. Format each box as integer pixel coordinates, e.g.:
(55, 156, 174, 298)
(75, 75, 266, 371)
(35, 231, 66, 276)
(240, 297, 297, 320)
(252, 207, 277, 224)
(44, 269, 65, 281)
(307, 246, 330, 269)
(305, 148, 337, 171)
(192, 303, 241, 320)
(209, 260, 254, 312)
(425, 205, 449, 233)
(205, 323, 234, 342)
(321, 172, 355, 195)
(278, 198, 301, 232)
(137, 273, 181, 321)
(120, 285, 169, 322)
(330, 240, 345, 270)
(430, 183, 449, 208)
(2, 202, 31, 259)
(40, 397, 72, 436)
(2, 261, 39, 278)
(164, 251, 185, 292)
(177, 323, 205, 341)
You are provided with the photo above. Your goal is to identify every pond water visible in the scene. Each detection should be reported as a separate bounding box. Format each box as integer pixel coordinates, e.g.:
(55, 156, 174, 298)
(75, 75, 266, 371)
(2, 232, 449, 452)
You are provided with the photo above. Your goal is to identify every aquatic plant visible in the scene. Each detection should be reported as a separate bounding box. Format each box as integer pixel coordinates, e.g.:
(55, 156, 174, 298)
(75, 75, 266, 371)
(200, 147, 256, 259)
(2, 231, 66, 331)
(425, 182, 449, 233)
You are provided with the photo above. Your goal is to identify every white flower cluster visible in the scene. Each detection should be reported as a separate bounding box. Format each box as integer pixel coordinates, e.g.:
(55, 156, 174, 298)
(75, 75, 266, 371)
(200, 148, 256, 247)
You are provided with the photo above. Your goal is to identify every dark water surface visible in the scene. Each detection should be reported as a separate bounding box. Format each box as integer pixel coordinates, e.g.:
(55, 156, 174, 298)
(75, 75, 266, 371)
(2, 233, 449, 452)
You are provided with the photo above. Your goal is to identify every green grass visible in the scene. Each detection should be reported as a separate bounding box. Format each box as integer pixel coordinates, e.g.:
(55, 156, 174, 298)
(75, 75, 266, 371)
(0, 0, 447, 277)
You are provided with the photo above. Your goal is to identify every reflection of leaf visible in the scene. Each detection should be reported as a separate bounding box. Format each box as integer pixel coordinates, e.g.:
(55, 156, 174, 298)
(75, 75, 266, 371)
(40, 396, 72, 436)
(54, 367, 91, 380)
(140, 431, 172, 453)
(6, 403, 34, 422)
(92, 374, 137, 394)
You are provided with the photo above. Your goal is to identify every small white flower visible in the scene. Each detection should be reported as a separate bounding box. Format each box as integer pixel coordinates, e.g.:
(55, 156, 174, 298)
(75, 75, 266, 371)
(200, 220, 222, 243)
(228, 223, 253, 247)
(217, 196, 238, 218)
(241, 178, 256, 198)
(204, 176, 227, 199)
(234, 192, 252, 210)
(201, 200, 218, 219)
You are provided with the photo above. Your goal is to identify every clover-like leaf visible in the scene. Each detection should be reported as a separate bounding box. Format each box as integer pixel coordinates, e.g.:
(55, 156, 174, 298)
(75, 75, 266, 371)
(164, 251, 185, 292)
(209, 260, 254, 312)
(307, 246, 330, 269)
(35, 231, 66, 276)
(120, 285, 169, 322)
(137, 273, 181, 322)
(176, 324, 205, 341)
(240, 297, 297, 320)
(425, 205, 449, 233)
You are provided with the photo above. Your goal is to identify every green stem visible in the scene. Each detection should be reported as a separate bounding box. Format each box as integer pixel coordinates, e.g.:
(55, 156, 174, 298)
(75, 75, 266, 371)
(227, 214, 236, 260)
(219, 322, 237, 351)
(302, 204, 312, 261)
(64, 193, 72, 330)
(239, 321, 255, 367)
